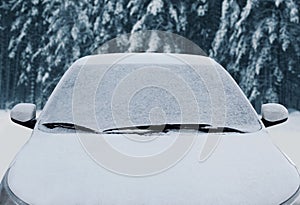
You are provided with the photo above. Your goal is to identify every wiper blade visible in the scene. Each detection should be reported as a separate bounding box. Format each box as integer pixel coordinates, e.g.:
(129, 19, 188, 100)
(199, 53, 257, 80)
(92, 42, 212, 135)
(200, 126, 246, 133)
(103, 124, 245, 134)
(102, 124, 211, 134)
(43, 123, 245, 134)
(42, 123, 101, 134)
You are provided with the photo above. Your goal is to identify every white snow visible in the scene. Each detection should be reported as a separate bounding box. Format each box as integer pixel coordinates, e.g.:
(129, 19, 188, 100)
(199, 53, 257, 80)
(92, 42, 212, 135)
(10, 103, 36, 123)
(6, 119, 300, 204)
(261, 103, 288, 122)
(0, 109, 300, 177)
(197, 4, 208, 17)
(101, 10, 110, 25)
(169, 5, 178, 23)
(0, 110, 31, 179)
(131, 17, 145, 33)
(147, 31, 160, 52)
(71, 26, 78, 40)
(147, 0, 163, 16)
(268, 109, 300, 170)
(38, 55, 261, 133)
(0, 109, 300, 203)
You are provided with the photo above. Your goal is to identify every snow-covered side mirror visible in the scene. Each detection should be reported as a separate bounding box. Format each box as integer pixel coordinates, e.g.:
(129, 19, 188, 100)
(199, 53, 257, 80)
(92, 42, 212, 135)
(261, 103, 288, 127)
(11, 103, 37, 129)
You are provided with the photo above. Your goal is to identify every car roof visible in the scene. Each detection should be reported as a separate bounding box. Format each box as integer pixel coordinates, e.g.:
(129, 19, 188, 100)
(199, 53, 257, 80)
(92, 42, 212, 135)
(72, 53, 216, 68)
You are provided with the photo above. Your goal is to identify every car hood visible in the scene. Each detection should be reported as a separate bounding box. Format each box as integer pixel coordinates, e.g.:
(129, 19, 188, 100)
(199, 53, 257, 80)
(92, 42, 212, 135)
(7, 129, 300, 205)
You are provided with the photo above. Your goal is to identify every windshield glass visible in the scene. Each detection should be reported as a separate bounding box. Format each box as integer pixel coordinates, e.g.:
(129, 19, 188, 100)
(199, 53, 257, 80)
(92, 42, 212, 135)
(39, 54, 261, 133)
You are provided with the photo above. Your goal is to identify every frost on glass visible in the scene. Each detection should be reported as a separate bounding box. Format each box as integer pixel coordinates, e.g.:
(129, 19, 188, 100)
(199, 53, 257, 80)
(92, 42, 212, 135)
(39, 56, 261, 133)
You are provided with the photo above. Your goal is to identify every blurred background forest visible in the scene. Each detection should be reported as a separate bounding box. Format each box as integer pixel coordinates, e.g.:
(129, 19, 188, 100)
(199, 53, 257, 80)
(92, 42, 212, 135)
(0, 0, 299, 112)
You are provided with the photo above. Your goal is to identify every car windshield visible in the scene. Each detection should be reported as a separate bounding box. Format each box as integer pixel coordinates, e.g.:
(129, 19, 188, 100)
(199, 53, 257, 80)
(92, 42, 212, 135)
(39, 54, 262, 133)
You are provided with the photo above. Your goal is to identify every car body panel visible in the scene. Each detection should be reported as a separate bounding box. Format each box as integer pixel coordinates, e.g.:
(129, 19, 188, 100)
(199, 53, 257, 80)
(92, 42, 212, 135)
(7, 129, 300, 205)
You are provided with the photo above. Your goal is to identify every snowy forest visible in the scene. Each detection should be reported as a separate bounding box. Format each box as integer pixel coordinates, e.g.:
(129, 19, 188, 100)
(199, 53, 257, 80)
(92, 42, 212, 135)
(0, 0, 299, 111)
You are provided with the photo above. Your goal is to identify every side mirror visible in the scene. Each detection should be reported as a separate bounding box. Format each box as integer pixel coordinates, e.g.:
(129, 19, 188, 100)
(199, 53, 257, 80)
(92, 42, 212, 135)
(261, 103, 288, 127)
(10, 103, 37, 129)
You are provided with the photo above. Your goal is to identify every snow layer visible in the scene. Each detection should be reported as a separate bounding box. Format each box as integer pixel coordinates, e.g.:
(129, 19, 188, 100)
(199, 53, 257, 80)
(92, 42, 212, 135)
(269, 110, 300, 169)
(262, 103, 288, 122)
(39, 54, 261, 133)
(10, 103, 36, 122)
(6, 127, 300, 204)
(0, 110, 31, 179)
(0, 110, 300, 204)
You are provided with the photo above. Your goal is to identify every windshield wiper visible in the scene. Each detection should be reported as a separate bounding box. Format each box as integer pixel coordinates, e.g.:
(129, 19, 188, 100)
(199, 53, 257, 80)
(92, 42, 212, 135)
(42, 122, 101, 134)
(102, 124, 245, 134)
(102, 124, 211, 134)
(42, 123, 245, 135)
(200, 126, 245, 133)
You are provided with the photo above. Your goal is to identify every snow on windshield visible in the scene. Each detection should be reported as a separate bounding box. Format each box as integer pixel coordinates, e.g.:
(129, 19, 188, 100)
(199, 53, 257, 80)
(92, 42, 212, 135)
(39, 56, 261, 133)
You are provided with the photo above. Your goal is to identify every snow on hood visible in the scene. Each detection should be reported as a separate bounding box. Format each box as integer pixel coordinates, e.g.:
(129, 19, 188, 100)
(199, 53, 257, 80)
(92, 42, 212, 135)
(7, 128, 300, 205)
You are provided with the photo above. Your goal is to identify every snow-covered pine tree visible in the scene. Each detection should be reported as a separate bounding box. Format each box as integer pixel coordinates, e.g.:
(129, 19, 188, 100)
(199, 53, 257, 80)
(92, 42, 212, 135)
(0, 0, 14, 108)
(2, 0, 298, 111)
(6, 0, 47, 108)
(2, 0, 223, 108)
(276, 0, 300, 109)
(92, 0, 131, 54)
(128, 0, 190, 53)
(127, 0, 222, 54)
(211, 0, 300, 110)
(41, 0, 95, 103)
(186, 0, 223, 53)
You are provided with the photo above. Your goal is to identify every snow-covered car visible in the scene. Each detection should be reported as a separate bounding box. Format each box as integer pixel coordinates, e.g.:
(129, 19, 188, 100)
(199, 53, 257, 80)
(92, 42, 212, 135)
(0, 53, 299, 204)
